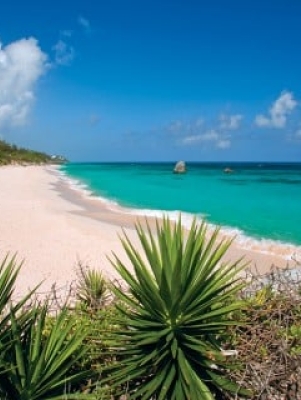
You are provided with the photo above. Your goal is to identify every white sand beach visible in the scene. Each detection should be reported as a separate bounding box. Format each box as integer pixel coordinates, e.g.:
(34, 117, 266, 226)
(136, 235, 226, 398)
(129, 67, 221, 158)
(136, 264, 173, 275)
(0, 165, 298, 299)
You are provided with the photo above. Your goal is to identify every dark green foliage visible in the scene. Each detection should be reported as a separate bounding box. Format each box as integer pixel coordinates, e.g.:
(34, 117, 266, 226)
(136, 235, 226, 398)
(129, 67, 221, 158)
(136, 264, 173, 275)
(0, 139, 67, 165)
(0, 306, 93, 400)
(0, 255, 38, 375)
(0, 255, 95, 399)
(102, 217, 250, 399)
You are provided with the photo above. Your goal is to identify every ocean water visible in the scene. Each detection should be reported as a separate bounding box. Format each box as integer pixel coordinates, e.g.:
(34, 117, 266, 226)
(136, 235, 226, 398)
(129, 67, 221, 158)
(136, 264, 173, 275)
(59, 162, 301, 253)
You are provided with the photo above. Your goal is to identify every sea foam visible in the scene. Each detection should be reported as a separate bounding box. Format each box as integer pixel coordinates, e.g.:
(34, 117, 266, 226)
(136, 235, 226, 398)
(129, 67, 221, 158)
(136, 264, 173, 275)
(56, 164, 301, 262)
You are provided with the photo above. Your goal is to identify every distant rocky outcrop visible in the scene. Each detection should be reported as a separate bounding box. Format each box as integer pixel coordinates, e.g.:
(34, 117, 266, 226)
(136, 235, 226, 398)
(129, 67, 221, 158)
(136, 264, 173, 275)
(173, 161, 186, 174)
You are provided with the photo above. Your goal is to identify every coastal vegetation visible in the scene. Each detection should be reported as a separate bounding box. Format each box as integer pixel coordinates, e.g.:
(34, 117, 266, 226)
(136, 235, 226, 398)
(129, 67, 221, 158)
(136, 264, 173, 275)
(0, 139, 67, 165)
(0, 218, 300, 399)
(102, 218, 249, 399)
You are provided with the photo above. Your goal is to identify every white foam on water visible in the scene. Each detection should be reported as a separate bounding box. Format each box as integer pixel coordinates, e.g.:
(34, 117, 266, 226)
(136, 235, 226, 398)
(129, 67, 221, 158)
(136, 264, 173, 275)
(218, 223, 301, 261)
(125, 208, 301, 261)
(55, 168, 301, 261)
(55, 167, 119, 208)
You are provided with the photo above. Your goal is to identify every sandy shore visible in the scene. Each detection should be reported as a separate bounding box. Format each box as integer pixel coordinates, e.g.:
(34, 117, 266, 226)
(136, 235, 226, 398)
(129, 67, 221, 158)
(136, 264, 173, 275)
(0, 165, 299, 300)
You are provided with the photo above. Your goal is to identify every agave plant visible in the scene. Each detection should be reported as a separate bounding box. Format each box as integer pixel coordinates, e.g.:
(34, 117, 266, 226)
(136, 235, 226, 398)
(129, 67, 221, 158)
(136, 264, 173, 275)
(0, 304, 94, 400)
(76, 263, 108, 309)
(0, 254, 94, 399)
(0, 255, 37, 373)
(102, 217, 250, 399)
(0, 254, 31, 329)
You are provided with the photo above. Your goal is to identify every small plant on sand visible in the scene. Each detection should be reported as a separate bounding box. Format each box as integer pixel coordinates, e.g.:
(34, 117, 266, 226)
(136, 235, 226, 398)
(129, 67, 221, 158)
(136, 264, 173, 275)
(76, 263, 109, 309)
(102, 217, 250, 399)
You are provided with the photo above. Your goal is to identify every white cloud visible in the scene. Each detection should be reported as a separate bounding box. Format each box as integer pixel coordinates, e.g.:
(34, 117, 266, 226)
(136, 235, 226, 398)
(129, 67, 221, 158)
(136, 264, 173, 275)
(182, 129, 230, 149)
(201, 130, 219, 141)
(78, 16, 91, 33)
(181, 130, 216, 145)
(254, 114, 270, 127)
(0, 37, 48, 128)
(255, 91, 297, 128)
(52, 40, 74, 66)
(219, 113, 243, 130)
(182, 134, 203, 144)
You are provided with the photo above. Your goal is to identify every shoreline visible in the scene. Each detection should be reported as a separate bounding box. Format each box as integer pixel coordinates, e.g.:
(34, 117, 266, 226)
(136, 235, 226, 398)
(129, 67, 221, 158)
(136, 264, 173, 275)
(57, 165, 301, 263)
(0, 165, 299, 299)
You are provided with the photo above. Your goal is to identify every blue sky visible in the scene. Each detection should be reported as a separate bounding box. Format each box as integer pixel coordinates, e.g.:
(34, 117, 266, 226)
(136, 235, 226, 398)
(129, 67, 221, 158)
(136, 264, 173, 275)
(0, 0, 301, 161)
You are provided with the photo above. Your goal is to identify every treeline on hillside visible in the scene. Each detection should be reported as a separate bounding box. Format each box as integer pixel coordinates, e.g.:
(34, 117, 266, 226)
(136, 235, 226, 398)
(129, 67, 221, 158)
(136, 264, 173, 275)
(0, 139, 67, 165)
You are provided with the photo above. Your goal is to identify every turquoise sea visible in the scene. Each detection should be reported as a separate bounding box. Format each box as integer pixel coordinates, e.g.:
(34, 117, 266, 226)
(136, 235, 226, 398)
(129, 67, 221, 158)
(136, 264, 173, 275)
(59, 162, 301, 251)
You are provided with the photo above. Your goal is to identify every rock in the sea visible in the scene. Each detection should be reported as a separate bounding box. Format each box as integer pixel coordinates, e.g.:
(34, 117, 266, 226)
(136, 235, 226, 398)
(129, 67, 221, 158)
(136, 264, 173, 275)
(173, 161, 186, 174)
(223, 167, 233, 174)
